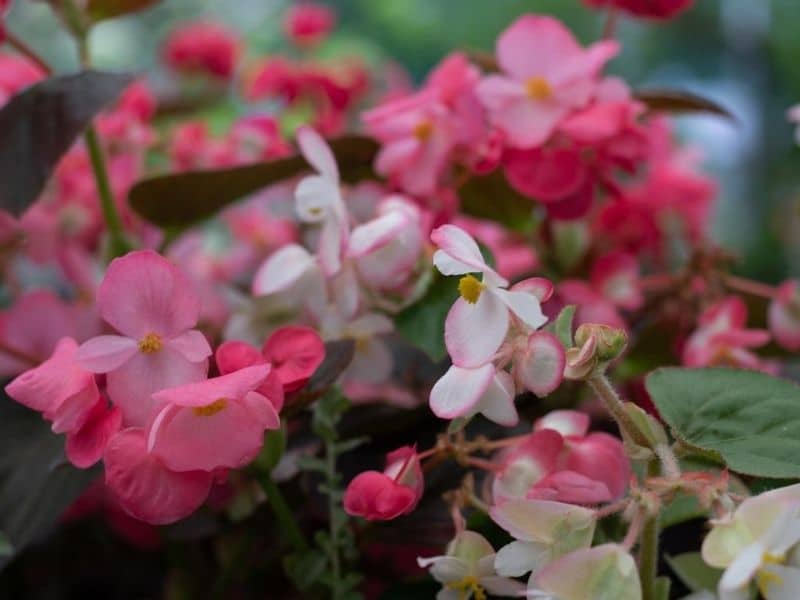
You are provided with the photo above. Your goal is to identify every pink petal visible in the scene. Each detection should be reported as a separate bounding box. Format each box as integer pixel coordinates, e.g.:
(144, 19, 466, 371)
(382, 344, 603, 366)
(590, 252, 642, 310)
(552, 39, 620, 87)
(514, 331, 565, 397)
(374, 138, 419, 176)
(512, 278, 555, 303)
(532, 470, 612, 504)
(252, 244, 316, 296)
(431, 225, 501, 282)
(66, 397, 122, 469)
(445, 293, 509, 368)
(215, 340, 263, 375)
(262, 326, 325, 393)
(504, 146, 588, 202)
(76, 335, 139, 373)
(343, 471, 418, 521)
(151, 364, 269, 408)
(106, 348, 209, 428)
(492, 288, 548, 330)
(104, 428, 213, 525)
(429, 363, 495, 420)
(348, 210, 408, 258)
(496, 16, 583, 80)
(535, 410, 590, 438)
(565, 433, 630, 500)
(98, 250, 201, 339)
(769, 283, 800, 351)
(165, 330, 212, 363)
(243, 390, 281, 428)
(492, 98, 568, 149)
(297, 126, 339, 181)
(493, 429, 564, 501)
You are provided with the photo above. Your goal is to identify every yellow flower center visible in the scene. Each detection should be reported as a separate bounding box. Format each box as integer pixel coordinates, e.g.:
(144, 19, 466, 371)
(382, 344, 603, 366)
(756, 553, 786, 596)
(525, 76, 553, 100)
(193, 398, 228, 417)
(138, 332, 163, 354)
(458, 274, 485, 304)
(413, 120, 434, 141)
(446, 575, 486, 600)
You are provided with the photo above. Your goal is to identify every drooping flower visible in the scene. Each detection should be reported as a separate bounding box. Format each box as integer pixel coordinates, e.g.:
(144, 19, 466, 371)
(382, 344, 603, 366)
(432, 224, 548, 368)
(583, 0, 694, 20)
(162, 21, 241, 81)
(476, 15, 619, 149)
(147, 364, 280, 473)
(417, 530, 526, 599)
(702, 482, 800, 600)
(768, 280, 800, 352)
(76, 250, 212, 427)
(344, 446, 423, 521)
(283, 2, 336, 49)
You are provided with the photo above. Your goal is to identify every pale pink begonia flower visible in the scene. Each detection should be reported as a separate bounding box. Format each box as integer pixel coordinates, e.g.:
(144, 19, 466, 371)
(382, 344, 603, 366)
(343, 446, 423, 521)
(431, 224, 547, 368)
(429, 362, 519, 426)
(76, 251, 212, 427)
(147, 364, 280, 473)
(490, 498, 596, 580)
(417, 530, 526, 600)
(768, 280, 800, 352)
(702, 482, 800, 600)
(476, 15, 619, 149)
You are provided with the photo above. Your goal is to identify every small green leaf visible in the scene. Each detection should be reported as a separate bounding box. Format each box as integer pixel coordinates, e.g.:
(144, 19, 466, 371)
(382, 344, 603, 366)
(553, 305, 576, 348)
(647, 367, 800, 478)
(395, 273, 456, 361)
(457, 170, 535, 232)
(666, 552, 723, 593)
(87, 0, 160, 20)
(654, 576, 671, 600)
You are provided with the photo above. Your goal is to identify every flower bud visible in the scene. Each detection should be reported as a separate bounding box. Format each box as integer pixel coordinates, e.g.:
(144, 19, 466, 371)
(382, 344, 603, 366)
(574, 323, 628, 362)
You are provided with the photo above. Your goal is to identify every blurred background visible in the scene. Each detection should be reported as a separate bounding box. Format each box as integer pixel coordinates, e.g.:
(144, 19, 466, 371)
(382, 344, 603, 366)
(7, 0, 800, 282)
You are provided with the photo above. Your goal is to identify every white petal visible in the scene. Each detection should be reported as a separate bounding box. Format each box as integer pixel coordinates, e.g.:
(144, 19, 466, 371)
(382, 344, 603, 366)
(431, 224, 506, 285)
(492, 288, 548, 330)
(762, 564, 800, 600)
(252, 244, 315, 296)
(433, 250, 479, 277)
(297, 126, 339, 181)
(445, 293, 509, 368)
(295, 175, 340, 223)
(475, 370, 518, 426)
(429, 364, 495, 420)
(348, 211, 408, 258)
(318, 215, 343, 277)
(719, 543, 763, 595)
(495, 541, 551, 578)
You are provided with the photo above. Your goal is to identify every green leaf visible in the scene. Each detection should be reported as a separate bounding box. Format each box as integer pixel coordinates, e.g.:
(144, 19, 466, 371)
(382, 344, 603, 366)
(553, 305, 576, 348)
(661, 492, 705, 529)
(395, 273, 455, 361)
(87, 0, 160, 20)
(457, 170, 535, 232)
(256, 425, 287, 472)
(0, 533, 13, 558)
(647, 367, 800, 478)
(654, 576, 671, 600)
(284, 549, 328, 591)
(665, 552, 723, 593)
(0, 71, 134, 215)
(635, 89, 736, 121)
(129, 135, 379, 227)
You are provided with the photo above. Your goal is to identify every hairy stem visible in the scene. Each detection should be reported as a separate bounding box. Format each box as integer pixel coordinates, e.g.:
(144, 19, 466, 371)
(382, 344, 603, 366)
(639, 459, 661, 600)
(324, 434, 342, 596)
(587, 374, 646, 446)
(257, 470, 308, 553)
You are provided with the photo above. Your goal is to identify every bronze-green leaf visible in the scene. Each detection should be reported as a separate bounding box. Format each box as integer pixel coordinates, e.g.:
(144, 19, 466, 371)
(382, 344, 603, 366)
(634, 89, 735, 121)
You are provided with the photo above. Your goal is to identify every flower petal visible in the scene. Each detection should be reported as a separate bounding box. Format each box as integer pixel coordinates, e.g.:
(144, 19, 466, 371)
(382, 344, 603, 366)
(151, 364, 270, 408)
(75, 335, 139, 373)
(445, 293, 509, 368)
(429, 364, 495, 420)
(165, 330, 212, 363)
(252, 244, 316, 296)
(297, 125, 339, 181)
(492, 288, 547, 330)
(514, 331, 565, 397)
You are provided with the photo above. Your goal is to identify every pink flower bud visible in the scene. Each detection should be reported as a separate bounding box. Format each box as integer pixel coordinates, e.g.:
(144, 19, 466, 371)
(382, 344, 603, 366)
(283, 2, 336, 49)
(768, 280, 800, 352)
(162, 21, 241, 81)
(583, 0, 694, 19)
(344, 446, 423, 521)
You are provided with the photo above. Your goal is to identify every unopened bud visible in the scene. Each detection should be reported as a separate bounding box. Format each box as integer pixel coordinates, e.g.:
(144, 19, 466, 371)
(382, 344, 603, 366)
(574, 324, 628, 362)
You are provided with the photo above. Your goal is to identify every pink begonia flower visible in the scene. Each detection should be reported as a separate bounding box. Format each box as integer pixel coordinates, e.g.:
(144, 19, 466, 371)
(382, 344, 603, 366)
(0, 290, 96, 376)
(476, 15, 619, 149)
(490, 498, 596, 579)
(682, 296, 771, 371)
(147, 364, 280, 472)
(0, 53, 46, 108)
(215, 341, 285, 412)
(104, 428, 214, 525)
(789, 104, 800, 146)
(0, 0, 8, 44)
(492, 411, 630, 505)
(454, 216, 539, 282)
(504, 145, 588, 202)
(432, 225, 547, 368)
(5, 337, 99, 435)
(343, 446, 423, 521)
(430, 363, 519, 426)
(527, 544, 641, 599)
(162, 21, 241, 80)
(260, 326, 325, 393)
(769, 280, 800, 351)
(283, 2, 336, 48)
(347, 196, 424, 291)
(66, 396, 122, 469)
(583, 0, 694, 20)
(76, 251, 212, 427)
(417, 530, 526, 599)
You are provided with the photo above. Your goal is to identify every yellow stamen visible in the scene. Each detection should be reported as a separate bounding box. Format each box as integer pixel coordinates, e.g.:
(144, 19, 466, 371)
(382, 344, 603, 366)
(138, 332, 163, 354)
(458, 274, 485, 304)
(413, 120, 434, 141)
(525, 76, 553, 101)
(354, 337, 370, 353)
(445, 575, 486, 600)
(757, 553, 786, 596)
(193, 398, 228, 417)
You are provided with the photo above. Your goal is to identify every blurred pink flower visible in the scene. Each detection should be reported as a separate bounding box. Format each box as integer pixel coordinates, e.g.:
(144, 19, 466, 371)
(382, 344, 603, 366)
(162, 21, 240, 80)
(283, 2, 336, 49)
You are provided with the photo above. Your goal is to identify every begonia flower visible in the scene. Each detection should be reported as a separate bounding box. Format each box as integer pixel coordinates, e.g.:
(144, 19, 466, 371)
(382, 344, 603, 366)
(490, 498, 596, 579)
(768, 280, 800, 352)
(432, 224, 547, 368)
(702, 482, 800, 600)
(148, 364, 280, 472)
(476, 15, 619, 149)
(66, 396, 122, 469)
(417, 530, 526, 599)
(162, 21, 241, 80)
(0, 52, 46, 108)
(343, 446, 423, 521)
(76, 251, 211, 427)
(283, 2, 335, 49)
(430, 363, 519, 426)
(583, 0, 694, 20)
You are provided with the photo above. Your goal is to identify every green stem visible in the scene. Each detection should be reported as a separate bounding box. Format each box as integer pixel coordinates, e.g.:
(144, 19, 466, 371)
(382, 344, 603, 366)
(588, 374, 650, 448)
(325, 436, 342, 595)
(640, 459, 661, 600)
(257, 470, 308, 553)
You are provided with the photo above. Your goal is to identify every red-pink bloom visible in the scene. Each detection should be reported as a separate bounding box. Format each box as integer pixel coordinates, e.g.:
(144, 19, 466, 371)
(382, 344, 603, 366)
(344, 446, 423, 521)
(76, 251, 211, 427)
(0, 0, 9, 44)
(683, 296, 771, 370)
(283, 2, 336, 49)
(162, 21, 241, 80)
(261, 326, 326, 393)
(147, 364, 280, 472)
(0, 53, 45, 107)
(66, 396, 122, 469)
(5, 337, 99, 434)
(769, 280, 800, 351)
(104, 428, 214, 525)
(583, 0, 694, 20)
(492, 410, 629, 505)
(476, 15, 618, 149)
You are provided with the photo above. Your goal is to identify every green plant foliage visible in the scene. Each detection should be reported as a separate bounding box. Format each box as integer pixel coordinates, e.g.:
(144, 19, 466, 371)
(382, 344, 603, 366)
(647, 367, 800, 478)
